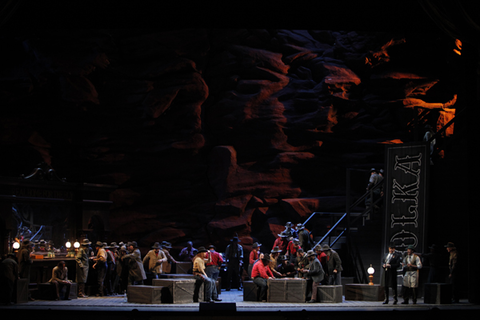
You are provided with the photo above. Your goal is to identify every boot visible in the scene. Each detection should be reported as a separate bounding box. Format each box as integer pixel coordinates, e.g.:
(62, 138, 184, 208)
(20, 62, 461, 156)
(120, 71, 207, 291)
(78, 283, 88, 298)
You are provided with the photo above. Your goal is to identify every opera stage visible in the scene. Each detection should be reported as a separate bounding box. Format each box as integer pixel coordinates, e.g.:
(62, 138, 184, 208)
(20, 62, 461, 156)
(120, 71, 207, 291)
(2, 289, 478, 320)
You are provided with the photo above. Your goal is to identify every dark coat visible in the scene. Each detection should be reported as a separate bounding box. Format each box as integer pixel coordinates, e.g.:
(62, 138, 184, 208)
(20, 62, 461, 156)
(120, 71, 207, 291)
(306, 257, 325, 283)
(380, 251, 402, 287)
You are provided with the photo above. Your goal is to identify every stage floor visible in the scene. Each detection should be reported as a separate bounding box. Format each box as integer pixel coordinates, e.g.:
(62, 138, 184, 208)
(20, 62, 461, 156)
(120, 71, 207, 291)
(2, 288, 478, 318)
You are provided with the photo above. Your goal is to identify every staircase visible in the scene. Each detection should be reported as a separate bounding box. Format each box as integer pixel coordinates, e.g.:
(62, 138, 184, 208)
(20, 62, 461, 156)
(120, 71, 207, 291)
(303, 178, 385, 284)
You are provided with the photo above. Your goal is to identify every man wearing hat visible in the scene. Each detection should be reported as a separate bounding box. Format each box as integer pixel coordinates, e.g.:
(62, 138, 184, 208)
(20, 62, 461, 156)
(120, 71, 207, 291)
(225, 236, 244, 291)
(123, 241, 146, 285)
(17, 239, 35, 301)
(251, 254, 274, 302)
(248, 242, 262, 278)
(302, 250, 324, 303)
(143, 242, 167, 278)
(321, 244, 343, 285)
(286, 238, 301, 264)
(401, 245, 422, 304)
(445, 242, 459, 303)
(192, 246, 216, 303)
(75, 239, 91, 297)
(381, 244, 402, 304)
(205, 245, 223, 301)
(93, 241, 107, 296)
(272, 231, 289, 255)
(160, 241, 177, 274)
(297, 223, 313, 252)
(269, 246, 283, 278)
(277, 255, 296, 278)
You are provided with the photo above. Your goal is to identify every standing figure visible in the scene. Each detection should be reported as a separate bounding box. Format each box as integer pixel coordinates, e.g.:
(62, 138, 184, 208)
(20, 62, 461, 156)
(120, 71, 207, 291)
(224, 236, 244, 291)
(248, 242, 262, 278)
(445, 242, 459, 303)
(93, 241, 107, 297)
(303, 250, 324, 303)
(179, 241, 196, 262)
(272, 231, 289, 255)
(75, 239, 91, 297)
(401, 245, 422, 304)
(143, 242, 167, 278)
(0, 253, 19, 305)
(286, 238, 301, 264)
(295, 249, 308, 279)
(205, 245, 223, 301)
(17, 239, 34, 301)
(160, 241, 177, 274)
(296, 224, 313, 252)
(123, 241, 146, 285)
(49, 260, 71, 300)
(192, 246, 215, 303)
(321, 244, 343, 285)
(381, 244, 402, 304)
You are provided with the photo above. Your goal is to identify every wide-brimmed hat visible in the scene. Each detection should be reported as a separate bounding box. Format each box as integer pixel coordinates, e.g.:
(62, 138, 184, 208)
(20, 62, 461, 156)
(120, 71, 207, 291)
(321, 244, 331, 251)
(444, 242, 456, 249)
(152, 242, 162, 249)
(271, 246, 282, 253)
(208, 244, 216, 249)
(161, 241, 172, 249)
(128, 241, 138, 248)
(231, 236, 240, 242)
(406, 245, 416, 251)
(278, 255, 288, 261)
(296, 223, 304, 230)
(285, 222, 293, 228)
(306, 250, 316, 257)
(196, 246, 208, 254)
(80, 239, 91, 246)
(252, 242, 262, 248)
(95, 241, 104, 247)
(108, 242, 119, 249)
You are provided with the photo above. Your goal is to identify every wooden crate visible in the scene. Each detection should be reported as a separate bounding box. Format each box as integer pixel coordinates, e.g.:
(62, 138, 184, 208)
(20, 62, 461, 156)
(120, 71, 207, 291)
(243, 281, 257, 301)
(267, 278, 306, 302)
(318, 285, 343, 303)
(127, 285, 163, 304)
(152, 278, 203, 303)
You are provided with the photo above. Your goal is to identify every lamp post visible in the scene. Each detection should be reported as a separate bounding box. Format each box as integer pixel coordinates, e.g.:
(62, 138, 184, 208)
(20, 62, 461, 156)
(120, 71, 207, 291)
(367, 264, 375, 285)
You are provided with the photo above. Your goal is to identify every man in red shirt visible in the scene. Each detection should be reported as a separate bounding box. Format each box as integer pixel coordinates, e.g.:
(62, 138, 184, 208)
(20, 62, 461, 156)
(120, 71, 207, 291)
(286, 239, 301, 264)
(248, 242, 262, 278)
(272, 231, 289, 255)
(205, 245, 223, 301)
(251, 255, 274, 302)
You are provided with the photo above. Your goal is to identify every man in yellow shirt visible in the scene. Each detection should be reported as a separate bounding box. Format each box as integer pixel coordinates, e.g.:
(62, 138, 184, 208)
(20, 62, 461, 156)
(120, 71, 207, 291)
(192, 246, 215, 303)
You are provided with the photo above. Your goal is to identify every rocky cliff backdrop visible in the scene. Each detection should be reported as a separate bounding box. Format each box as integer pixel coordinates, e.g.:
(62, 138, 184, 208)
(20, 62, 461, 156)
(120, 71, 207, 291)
(1, 26, 468, 255)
